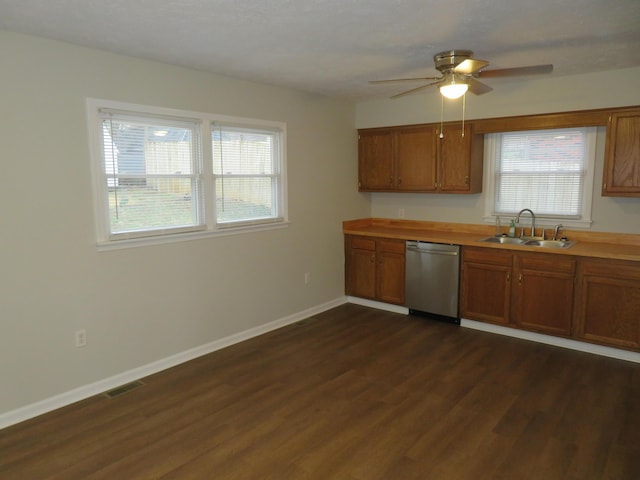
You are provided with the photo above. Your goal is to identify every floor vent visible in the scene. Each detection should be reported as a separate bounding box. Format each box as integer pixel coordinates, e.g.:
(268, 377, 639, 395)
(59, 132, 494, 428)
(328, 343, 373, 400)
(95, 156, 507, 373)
(103, 380, 145, 399)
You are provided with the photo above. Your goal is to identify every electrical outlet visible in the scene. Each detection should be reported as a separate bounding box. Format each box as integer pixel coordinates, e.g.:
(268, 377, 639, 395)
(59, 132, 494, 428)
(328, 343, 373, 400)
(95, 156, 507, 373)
(304, 272, 311, 285)
(398, 208, 405, 218)
(75, 329, 87, 348)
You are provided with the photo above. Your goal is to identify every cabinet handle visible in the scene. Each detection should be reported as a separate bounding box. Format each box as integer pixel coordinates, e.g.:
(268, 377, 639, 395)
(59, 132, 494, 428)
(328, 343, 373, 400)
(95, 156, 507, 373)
(506, 272, 511, 283)
(518, 274, 523, 285)
(371, 254, 376, 263)
(464, 176, 469, 185)
(398, 178, 402, 185)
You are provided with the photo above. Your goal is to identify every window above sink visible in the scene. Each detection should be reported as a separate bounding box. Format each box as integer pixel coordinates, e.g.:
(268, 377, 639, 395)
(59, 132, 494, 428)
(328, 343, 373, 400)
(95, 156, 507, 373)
(483, 127, 598, 229)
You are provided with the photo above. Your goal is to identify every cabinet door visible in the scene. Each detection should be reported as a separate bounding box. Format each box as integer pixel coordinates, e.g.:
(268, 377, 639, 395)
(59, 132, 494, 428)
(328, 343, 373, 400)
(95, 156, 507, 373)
(438, 123, 483, 193)
(376, 239, 406, 305)
(576, 259, 640, 350)
(346, 236, 376, 299)
(396, 126, 437, 192)
(460, 247, 512, 325)
(358, 130, 394, 191)
(512, 253, 575, 336)
(603, 110, 640, 196)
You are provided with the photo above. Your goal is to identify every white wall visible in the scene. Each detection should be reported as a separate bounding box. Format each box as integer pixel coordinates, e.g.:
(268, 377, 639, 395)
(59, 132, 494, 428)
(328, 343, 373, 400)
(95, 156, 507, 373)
(0, 30, 370, 417)
(356, 67, 640, 234)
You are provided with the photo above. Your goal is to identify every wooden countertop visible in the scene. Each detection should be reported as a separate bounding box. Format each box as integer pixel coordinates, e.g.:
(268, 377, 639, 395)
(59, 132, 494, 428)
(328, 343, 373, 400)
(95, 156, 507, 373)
(343, 218, 640, 262)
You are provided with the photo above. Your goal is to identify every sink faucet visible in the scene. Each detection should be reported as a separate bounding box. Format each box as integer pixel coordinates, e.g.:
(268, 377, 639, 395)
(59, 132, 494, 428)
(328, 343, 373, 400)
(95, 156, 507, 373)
(552, 224, 563, 240)
(515, 209, 536, 238)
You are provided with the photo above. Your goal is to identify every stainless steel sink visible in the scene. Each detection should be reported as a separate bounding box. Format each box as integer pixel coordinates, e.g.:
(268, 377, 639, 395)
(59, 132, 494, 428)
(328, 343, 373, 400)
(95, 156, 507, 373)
(524, 239, 576, 249)
(479, 236, 576, 249)
(479, 236, 526, 245)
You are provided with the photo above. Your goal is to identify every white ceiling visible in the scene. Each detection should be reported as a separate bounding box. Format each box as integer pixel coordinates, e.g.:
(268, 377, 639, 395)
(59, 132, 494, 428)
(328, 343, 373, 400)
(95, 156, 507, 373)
(1, 0, 639, 101)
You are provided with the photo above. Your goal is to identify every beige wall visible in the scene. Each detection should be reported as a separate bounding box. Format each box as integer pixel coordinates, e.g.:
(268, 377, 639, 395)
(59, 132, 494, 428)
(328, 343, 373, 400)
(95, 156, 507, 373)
(0, 30, 369, 416)
(356, 67, 640, 234)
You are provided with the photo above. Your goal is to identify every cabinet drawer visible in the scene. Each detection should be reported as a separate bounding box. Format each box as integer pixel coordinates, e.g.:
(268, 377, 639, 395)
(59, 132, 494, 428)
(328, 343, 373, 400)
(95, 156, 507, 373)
(517, 252, 576, 274)
(463, 247, 512, 266)
(377, 239, 405, 254)
(580, 258, 640, 280)
(350, 236, 376, 251)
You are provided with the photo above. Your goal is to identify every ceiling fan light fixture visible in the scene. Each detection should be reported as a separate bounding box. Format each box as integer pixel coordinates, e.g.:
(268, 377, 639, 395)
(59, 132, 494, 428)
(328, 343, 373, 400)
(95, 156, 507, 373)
(439, 75, 468, 99)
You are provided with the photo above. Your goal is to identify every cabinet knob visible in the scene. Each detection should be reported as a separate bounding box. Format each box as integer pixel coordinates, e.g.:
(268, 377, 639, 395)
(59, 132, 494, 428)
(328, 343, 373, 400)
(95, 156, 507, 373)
(465, 176, 469, 185)
(371, 254, 375, 263)
(398, 178, 402, 185)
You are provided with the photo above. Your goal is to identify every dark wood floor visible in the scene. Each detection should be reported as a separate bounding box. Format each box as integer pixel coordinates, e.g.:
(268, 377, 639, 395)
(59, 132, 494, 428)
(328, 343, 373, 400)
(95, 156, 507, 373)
(2, 304, 639, 479)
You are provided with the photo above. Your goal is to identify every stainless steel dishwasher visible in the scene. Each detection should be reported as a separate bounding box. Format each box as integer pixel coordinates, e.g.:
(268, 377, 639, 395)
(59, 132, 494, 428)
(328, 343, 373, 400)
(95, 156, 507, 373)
(405, 241, 461, 323)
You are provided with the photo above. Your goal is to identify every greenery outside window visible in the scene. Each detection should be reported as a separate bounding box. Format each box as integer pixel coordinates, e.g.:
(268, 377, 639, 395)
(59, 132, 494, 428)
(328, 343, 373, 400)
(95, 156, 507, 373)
(212, 125, 283, 227)
(87, 99, 287, 249)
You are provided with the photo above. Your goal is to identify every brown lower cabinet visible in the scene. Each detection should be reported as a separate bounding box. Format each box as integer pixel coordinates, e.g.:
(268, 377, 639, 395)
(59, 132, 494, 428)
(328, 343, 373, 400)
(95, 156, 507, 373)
(345, 235, 640, 352)
(512, 252, 576, 336)
(345, 235, 405, 305)
(460, 247, 575, 337)
(575, 258, 640, 350)
(459, 247, 513, 325)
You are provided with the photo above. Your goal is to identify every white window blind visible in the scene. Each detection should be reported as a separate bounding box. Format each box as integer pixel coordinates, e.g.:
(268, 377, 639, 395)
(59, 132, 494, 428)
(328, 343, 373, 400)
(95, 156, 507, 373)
(99, 110, 203, 239)
(494, 128, 594, 218)
(212, 125, 282, 226)
(88, 99, 288, 248)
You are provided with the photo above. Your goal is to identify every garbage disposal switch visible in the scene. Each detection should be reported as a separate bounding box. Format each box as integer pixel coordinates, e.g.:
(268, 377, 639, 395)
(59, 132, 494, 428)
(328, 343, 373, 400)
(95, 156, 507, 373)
(405, 241, 461, 324)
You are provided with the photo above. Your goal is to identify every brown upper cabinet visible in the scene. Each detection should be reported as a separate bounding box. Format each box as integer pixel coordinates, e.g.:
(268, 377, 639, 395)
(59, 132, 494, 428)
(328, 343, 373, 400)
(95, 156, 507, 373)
(603, 108, 640, 197)
(358, 122, 483, 193)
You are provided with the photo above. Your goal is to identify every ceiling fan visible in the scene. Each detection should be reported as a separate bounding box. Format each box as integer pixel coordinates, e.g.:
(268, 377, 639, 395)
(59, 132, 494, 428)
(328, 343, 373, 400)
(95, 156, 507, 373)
(370, 50, 553, 99)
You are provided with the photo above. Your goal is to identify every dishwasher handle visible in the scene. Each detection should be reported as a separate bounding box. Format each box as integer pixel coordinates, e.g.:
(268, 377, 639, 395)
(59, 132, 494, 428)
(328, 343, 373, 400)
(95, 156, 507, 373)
(406, 245, 459, 256)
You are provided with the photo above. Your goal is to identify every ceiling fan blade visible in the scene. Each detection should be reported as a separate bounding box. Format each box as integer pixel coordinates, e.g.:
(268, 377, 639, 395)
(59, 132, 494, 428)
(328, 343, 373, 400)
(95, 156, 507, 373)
(390, 80, 443, 98)
(477, 64, 553, 78)
(468, 78, 493, 95)
(369, 76, 441, 84)
(453, 58, 489, 75)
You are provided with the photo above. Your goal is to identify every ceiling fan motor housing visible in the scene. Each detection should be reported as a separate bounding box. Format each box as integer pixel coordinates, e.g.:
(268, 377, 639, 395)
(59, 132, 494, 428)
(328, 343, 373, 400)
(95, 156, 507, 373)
(434, 50, 474, 73)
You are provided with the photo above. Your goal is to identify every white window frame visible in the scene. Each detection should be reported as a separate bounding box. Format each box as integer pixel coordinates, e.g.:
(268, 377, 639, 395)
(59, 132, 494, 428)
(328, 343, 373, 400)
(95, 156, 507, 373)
(87, 99, 288, 250)
(483, 127, 598, 229)
(211, 123, 285, 230)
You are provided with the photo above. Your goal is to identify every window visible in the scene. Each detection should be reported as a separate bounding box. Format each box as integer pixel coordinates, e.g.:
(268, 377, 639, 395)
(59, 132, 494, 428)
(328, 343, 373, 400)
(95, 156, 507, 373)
(87, 99, 287, 248)
(484, 127, 597, 228)
(212, 125, 283, 227)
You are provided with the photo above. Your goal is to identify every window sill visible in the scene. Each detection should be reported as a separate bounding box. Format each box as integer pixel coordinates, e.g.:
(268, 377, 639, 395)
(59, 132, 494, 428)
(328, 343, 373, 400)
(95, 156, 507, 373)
(96, 221, 291, 251)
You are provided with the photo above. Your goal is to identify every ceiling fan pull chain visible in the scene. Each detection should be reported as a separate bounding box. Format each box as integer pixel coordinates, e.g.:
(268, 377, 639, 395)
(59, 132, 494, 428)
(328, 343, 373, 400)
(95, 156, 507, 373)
(439, 95, 444, 139)
(461, 93, 466, 138)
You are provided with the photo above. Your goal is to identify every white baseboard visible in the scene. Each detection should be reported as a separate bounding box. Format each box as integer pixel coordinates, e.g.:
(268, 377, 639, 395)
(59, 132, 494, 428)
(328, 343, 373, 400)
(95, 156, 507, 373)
(461, 319, 640, 364)
(0, 297, 348, 430)
(346, 296, 409, 315)
(345, 298, 640, 364)
(5, 298, 637, 430)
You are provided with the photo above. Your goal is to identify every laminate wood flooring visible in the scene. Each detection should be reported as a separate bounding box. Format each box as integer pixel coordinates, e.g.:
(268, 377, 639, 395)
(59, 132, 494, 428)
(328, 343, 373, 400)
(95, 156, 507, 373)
(1, 304, 639, 479)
